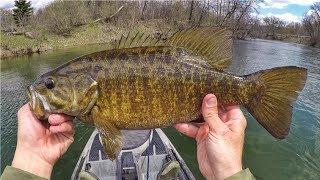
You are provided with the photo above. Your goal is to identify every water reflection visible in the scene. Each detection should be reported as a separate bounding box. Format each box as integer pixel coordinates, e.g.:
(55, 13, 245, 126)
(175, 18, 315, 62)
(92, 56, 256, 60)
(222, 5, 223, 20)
(1, 40, 319, 179)
(229, 39, 320, 179)
(0, 44, 109, 179)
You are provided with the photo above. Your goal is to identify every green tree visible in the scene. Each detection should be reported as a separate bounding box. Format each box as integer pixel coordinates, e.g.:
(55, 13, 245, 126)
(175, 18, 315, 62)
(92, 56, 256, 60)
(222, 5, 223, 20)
(12, 0, 33, 26)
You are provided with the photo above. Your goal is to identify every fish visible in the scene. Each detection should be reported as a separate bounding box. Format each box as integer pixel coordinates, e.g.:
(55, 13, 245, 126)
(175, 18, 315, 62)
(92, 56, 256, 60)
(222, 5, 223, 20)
(28, 28, 307, 160)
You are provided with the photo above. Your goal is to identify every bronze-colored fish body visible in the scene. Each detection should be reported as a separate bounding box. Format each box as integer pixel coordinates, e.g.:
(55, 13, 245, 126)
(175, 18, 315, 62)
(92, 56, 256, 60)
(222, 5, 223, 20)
(28, 28, 307, 159)
(61, 46, 252, 129)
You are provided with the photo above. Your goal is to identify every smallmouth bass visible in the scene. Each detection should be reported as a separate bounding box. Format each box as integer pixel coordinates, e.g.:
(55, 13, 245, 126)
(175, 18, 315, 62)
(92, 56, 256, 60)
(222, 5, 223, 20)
(28, 28, 307, 159)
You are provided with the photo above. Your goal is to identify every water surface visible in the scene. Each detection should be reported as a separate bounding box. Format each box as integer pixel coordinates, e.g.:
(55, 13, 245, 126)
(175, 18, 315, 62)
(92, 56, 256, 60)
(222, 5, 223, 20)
(1, 40, 319, 179)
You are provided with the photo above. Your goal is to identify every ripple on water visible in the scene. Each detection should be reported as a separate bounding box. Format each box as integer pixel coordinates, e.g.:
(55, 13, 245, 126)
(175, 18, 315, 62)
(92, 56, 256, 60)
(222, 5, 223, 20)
(1, 40, 319, 179)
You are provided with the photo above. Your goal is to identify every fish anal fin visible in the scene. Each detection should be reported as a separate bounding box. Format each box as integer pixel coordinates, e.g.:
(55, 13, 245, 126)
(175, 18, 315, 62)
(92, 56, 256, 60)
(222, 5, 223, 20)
(91, 106, 123, 160)
(166, 27, 232, 71)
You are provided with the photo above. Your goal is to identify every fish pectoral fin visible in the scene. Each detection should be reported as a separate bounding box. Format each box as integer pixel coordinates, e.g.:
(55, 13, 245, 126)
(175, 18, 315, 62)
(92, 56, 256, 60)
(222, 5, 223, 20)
(98, 127, 123, 161)
(92, 106, 123, 160)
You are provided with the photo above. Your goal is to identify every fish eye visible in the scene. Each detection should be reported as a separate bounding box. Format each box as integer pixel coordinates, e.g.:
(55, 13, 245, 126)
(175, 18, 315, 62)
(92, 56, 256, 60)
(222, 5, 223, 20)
(44, 78, 55, 89)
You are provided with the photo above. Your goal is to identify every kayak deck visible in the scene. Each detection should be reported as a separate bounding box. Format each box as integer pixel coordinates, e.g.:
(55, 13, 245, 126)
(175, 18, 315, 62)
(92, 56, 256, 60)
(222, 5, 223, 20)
(71, 128, 195, 180)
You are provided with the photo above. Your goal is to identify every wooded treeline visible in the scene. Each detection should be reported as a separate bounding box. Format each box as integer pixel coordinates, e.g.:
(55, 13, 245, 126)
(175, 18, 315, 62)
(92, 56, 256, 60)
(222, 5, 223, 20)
(1, 0, 319, 47)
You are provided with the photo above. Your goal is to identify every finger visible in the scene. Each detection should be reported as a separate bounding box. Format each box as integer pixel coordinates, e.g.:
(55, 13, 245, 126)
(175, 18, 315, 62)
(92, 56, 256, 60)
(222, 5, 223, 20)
(226, 107, 245, 122)
(49, 121, 74, 133)
(18, 103, 33, 118)
(48, 114, 72, 125)
(227, 118, 247, 133)
(18, 103, 43, 127)
(224, 105, 240, 111)
(49, 121, 75, 133)
(201, 94, 224, 131)
(192, 122, 205, 128)
(219, 105, 242, 121)
(218, 107, 228, 123)
(174, 123, 199, 138)
(219, 105, 240, 122)
(224, 108, 247, 133)
(196, 124, 209, 144)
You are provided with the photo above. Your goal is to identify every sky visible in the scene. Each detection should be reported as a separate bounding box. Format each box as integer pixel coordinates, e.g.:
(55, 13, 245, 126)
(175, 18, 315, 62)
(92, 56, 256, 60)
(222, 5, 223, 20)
(255, 0, 318, 23)
(0, 0, 54, 10)
(0, 0, 318, 23)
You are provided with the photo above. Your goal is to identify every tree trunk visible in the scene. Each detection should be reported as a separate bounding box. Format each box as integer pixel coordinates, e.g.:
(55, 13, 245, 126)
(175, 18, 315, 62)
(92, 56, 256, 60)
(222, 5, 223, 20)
(140, 1, 148, 20)
(188, 0, 194, 24)
(198, 1, 207, 26)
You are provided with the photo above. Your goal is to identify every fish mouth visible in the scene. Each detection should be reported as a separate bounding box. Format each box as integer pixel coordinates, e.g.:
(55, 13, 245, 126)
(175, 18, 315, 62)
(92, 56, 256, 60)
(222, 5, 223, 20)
(28, 85, 51, 120)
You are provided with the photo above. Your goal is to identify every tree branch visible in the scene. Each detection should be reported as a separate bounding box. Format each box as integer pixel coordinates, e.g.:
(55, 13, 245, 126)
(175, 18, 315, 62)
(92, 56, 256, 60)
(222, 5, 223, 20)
(93, 5, 124, 23)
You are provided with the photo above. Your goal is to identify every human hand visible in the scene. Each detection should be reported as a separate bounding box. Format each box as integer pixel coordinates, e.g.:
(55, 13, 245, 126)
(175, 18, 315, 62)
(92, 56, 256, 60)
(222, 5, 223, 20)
(174, 94, 247, 180)
(12, 103, 75, 179)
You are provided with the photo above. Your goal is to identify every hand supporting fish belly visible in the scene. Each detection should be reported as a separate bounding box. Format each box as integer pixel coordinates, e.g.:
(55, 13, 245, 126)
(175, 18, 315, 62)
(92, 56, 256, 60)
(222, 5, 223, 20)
(28, 28, 307, 160)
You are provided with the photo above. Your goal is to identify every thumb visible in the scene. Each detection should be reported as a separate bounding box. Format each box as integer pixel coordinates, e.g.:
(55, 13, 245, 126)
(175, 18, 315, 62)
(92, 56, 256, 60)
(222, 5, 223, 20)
(201, 94, 225, 132)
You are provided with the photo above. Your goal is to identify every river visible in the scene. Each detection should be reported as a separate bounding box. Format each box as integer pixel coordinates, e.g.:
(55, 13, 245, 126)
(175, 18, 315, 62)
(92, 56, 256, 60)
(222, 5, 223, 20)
(1, 39, 319, 179)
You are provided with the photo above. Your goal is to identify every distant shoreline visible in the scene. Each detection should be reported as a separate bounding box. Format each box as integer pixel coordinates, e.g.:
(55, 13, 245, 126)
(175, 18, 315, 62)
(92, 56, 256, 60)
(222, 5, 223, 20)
(1, 23, 318, 59)
(245, 38, 319, 48)
(0, 41, 110, 59)
(0, 23, 122, 59)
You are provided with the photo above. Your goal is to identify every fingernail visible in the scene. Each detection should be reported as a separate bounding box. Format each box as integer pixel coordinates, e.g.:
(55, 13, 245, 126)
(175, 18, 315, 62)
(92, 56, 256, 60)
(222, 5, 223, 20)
(206, 96, 216, 107)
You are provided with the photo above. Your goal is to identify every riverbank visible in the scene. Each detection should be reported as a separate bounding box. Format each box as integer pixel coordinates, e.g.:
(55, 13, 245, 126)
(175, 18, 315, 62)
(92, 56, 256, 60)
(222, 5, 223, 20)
(265, 33, 319, 47)
(0, 20, 170, 59)
(1, 20, 318, 59)
(0, 23, 120, 58)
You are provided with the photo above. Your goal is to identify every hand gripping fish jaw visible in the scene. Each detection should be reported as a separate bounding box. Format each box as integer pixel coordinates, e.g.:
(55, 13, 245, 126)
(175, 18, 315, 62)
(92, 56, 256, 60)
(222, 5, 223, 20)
(28, 85, 49, 120)
(28, 73, 99, 121)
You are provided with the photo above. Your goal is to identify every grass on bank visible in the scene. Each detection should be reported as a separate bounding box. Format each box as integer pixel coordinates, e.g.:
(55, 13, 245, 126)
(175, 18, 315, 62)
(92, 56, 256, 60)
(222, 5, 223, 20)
(0, 20, 173, 58)
(1, 23, 116, 49)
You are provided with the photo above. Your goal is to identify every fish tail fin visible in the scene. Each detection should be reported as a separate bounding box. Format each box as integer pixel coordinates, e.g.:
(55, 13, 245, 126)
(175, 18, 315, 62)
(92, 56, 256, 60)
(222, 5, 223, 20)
(244, 66, 307, 139)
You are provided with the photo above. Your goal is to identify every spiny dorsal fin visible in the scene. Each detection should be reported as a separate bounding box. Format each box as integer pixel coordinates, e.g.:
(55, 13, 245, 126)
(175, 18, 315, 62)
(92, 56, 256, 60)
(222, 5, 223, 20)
(114, 29, 169, 49)
(165, 27, 232, 71)
(113, 28, 232, 71)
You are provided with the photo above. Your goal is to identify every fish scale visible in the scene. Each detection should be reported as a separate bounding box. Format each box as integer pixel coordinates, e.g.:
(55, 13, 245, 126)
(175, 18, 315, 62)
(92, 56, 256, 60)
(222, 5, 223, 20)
(29, 28, 307, 159)
(86, 46, 242, 128)
(84, 47, 201, 128)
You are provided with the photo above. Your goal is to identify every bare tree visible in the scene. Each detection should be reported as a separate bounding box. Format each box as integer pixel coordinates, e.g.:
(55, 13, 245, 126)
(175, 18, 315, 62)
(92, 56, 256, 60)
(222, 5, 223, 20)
(198, 0, 210, 26)
(7, 0, 312, 45)
(40, 1, 90, 35)
(1, 9, 16, 32)
(302, 2, 320, 46)
(263, 16, 285, 39)
(188, 0, 195, 24)
(140, 1, 148, 20)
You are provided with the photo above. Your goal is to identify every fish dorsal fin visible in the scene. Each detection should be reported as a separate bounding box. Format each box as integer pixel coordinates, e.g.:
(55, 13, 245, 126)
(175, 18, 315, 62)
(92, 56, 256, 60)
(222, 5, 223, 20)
(114, 30, 168, 49)
(113, 28, 232, 70)
(165, 27, 232, 71)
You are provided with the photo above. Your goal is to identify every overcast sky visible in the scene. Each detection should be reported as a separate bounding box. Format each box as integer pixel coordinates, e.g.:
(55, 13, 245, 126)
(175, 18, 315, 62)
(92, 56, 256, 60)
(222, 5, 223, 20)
(255, 0, 318, 23)
(0, 0, 318, 23)
(0, 0, 54, 10)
